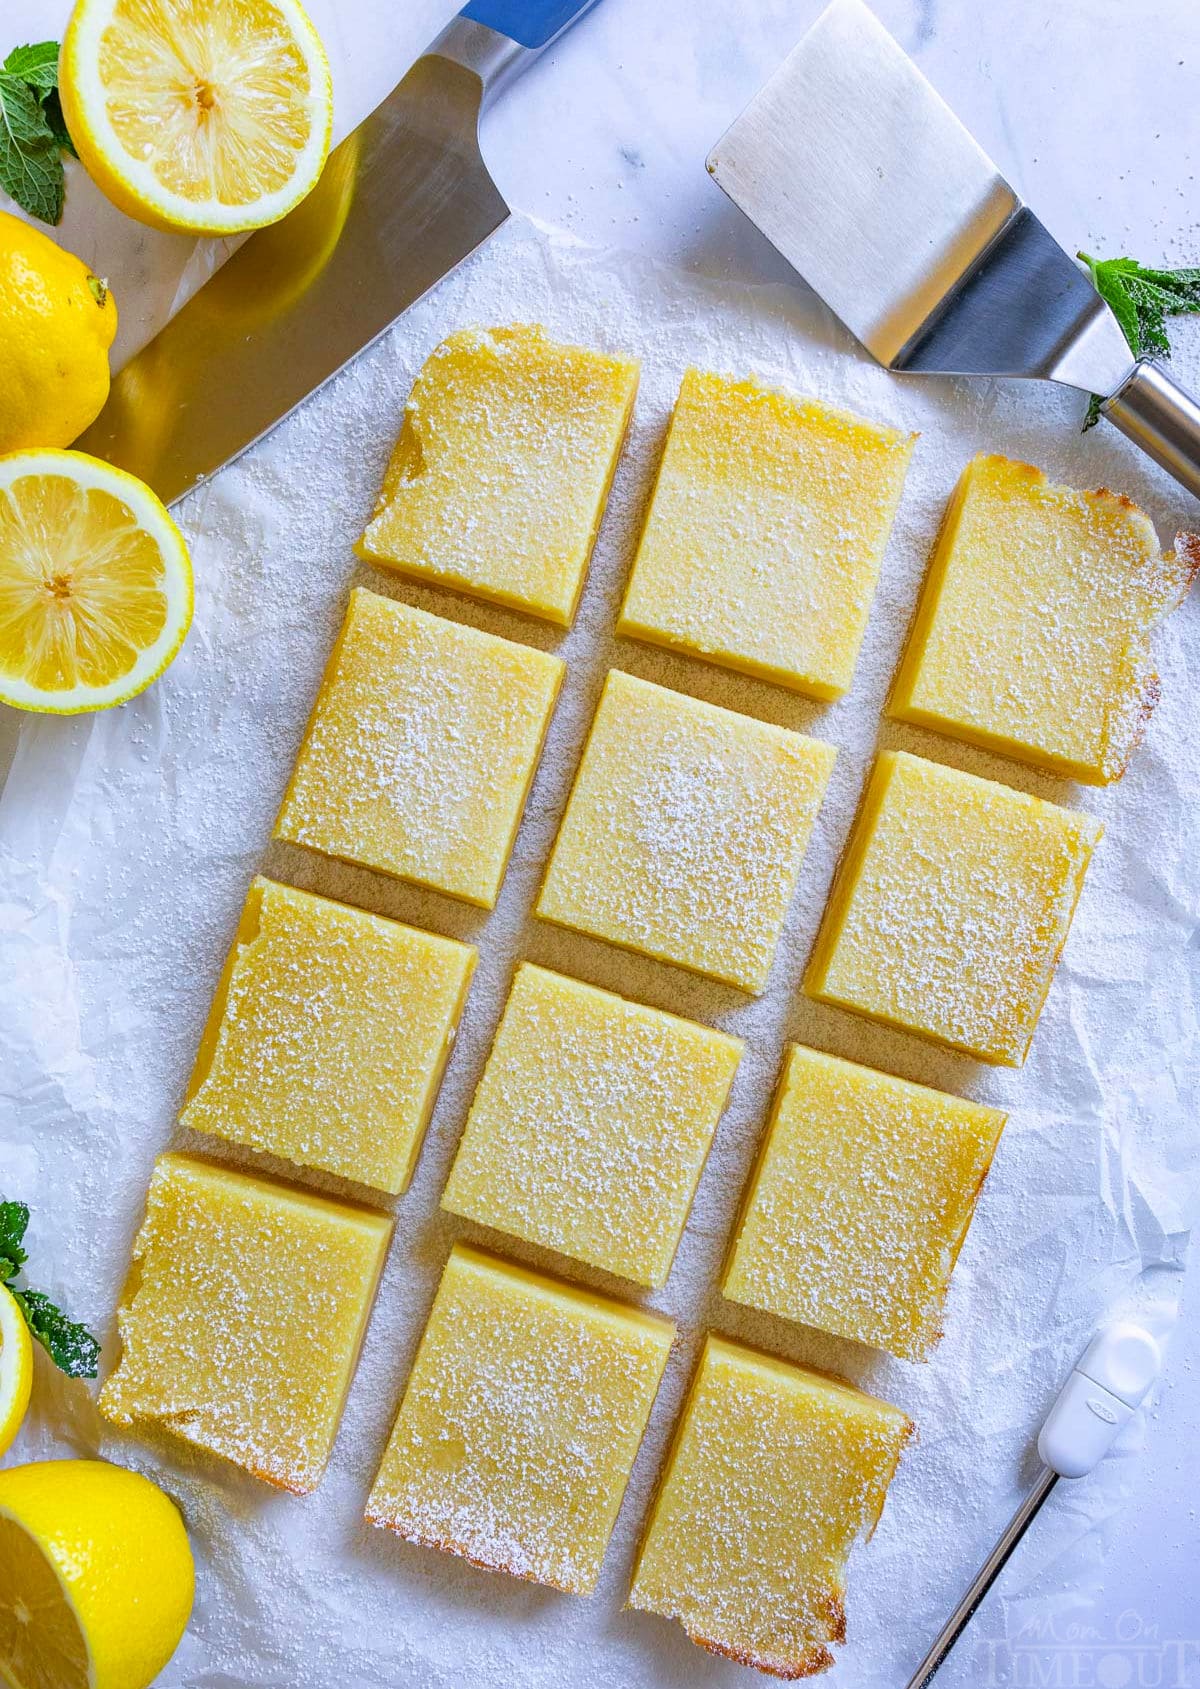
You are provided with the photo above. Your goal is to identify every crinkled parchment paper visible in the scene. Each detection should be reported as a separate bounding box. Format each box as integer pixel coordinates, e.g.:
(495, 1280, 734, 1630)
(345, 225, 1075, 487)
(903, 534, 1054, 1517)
(1, 215, 1198, 1688)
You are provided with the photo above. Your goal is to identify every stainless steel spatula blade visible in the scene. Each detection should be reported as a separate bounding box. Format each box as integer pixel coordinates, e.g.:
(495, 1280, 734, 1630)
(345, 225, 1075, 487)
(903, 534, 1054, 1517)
(77, 1, 602, 508)
(707, 0, 1200, 499)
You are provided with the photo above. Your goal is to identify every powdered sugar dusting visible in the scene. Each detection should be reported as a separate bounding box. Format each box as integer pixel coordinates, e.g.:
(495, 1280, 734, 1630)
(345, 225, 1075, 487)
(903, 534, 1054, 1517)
(442, 962, 741, 1287)
(366, 1246, 672, 1595)
(891, 454, 1199, 782)
(724, 1046, 1006, 1362)
(277, 588, 563, 907)
(0, 217, 1197, 1688)
(359, 324, 639, 625)
(537, 670, 836, 992)
(181, 877, 475, 1193)
(812, 751, 1103, 1065)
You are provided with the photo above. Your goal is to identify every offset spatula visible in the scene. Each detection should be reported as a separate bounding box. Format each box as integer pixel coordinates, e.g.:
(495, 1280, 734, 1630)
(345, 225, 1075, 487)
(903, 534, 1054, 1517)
(78, 0, 602, 507)
(707, 0, 1200, 500)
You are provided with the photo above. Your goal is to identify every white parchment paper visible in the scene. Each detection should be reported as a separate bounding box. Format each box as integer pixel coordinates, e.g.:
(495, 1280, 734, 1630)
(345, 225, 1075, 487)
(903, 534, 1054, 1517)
(1, 215, 1198, 1688)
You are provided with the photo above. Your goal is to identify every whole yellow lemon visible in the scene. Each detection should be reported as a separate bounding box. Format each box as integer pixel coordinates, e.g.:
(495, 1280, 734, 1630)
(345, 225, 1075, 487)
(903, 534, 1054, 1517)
(0, 209, 117, 453)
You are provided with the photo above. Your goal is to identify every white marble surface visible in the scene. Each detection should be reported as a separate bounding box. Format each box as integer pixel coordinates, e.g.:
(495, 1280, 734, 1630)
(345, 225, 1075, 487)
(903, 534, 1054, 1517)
(2, 0, 1199, 1676)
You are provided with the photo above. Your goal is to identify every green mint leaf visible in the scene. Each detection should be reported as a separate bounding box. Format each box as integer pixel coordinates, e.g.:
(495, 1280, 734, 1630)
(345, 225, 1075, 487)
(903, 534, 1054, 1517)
(1078, 251, 1200, 431)
(1082, 253, 1142, 351)
(2, 42, 60, 91)
(2, 45, 80, 160)
(12, 1288, 101, 1379)
(0, 1201, 29, 1279)
(0, 70, 64, 223)
(1135, 266, 1200, 308)
(42, 88, 78, 159)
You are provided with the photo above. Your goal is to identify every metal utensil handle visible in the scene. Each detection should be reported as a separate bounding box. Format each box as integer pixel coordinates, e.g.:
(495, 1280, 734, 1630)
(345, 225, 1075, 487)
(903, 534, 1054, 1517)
(460, 0, 604, 48)
(1103, 359, 1200, 502)
(437, 0, 603, 102)
(904, 1466, 1059, 1689)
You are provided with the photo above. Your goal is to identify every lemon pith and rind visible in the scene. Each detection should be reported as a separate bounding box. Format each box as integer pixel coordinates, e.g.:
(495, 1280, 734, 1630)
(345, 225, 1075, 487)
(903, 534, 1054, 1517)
(0, 1458, 195, 1689)
(60, 0, 334, 237)
(0, 449, 194, 715)
(0, 1286, 33, 1460)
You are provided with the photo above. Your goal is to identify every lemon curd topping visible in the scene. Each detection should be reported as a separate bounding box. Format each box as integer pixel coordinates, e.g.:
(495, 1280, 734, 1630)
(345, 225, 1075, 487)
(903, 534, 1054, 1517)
(275, 588, 563, 908)
(357, 324, 639, 626)
(618, 368, 915, 698)
(628, 1334, 912, 1677)
(806, 750, 1101, 1065)
(537, 669, 836, 993)
(99, 1154, 391, 1494)
(366, 1245, 673, 1594)
(442, 963, 742, 1287)
(182, 877, 476, 1194)
(724, 1044, 1006, 1359)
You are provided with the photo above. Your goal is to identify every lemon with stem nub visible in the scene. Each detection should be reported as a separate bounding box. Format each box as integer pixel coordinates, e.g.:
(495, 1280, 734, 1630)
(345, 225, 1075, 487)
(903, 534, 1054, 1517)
(0, 449, 193, 715)
(0, 210, 117, 454)
(60, 0, 333, 236)
(0, 1458, 195, 1689)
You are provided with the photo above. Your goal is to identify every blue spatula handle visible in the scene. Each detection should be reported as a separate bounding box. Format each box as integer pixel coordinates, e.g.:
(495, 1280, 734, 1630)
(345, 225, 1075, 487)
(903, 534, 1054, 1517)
(459, 0, 603, 52)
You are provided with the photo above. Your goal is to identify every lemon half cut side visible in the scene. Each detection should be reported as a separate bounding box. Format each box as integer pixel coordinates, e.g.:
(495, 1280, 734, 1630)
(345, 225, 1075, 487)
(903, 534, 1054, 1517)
(0, 1459, 195, 1689)
(0, 450, 194, 715)
(60, 0, 333, 236)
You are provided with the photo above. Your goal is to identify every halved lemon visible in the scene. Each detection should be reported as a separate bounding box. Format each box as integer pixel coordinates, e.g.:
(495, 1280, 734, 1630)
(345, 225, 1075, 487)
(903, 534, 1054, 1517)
(0, 450, 193, 715)
(0, 1286, 33, 1460)
(60, 0, 333, 236)
(0, 1459, 195, 1689)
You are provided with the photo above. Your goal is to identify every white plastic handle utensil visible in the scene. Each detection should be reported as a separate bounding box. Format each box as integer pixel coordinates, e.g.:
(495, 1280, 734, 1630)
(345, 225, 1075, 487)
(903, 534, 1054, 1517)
(1037, 1322, 1162, 1479)
(906, 1322, 1162, 1689)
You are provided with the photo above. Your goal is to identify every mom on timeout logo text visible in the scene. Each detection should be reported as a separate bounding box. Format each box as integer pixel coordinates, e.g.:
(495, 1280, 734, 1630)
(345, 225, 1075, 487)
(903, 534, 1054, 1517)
(976, 1610, 1200, 1687)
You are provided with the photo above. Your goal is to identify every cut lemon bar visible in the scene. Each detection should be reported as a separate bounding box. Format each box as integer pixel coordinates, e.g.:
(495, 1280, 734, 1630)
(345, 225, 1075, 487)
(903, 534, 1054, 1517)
(182, 877, 476, 1195)
(628, 1334, 912, 1678)
(537, 670, 836, 993)
(275, 589, 563, 908)
(99, 1154, 391, 1495)
(442, 963, 742, 1287)
(807, 750, 1101, 1065)
(889, 454, 1199, 783)
(366, 1244, 673, 1594)
(356, 325, 640, 626)
(724, 1045, 1006, 1359)
(617, 369, 915, 698)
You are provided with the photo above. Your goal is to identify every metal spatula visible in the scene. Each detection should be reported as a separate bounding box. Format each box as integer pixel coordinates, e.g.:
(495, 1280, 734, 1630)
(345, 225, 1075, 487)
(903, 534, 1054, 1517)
(707, 0, 1200, 501)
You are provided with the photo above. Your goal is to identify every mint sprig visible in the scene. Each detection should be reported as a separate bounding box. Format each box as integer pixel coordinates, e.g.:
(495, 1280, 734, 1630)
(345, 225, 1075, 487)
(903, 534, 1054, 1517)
(1079, 252, 1200, 430)
(0, 1198, 100, 1379)
(0, 41, 76, 226)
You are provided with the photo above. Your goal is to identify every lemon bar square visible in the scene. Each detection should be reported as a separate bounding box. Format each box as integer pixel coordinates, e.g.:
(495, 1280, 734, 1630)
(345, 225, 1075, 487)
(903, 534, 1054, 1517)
(275, 589, 564, 908)
(536, 670, 836, 993)
(356, 324, 640, 626)
(628, 1334, 912, 1678)
(889, 454, 1198, 783)
(806, 750, 1101, 1065)
(366, 1244, 673, 1594)
(617, 369, 915, 699)
(442, 963, 742, 1288)
(99, 1154, 391, 1495)
(181, 877, 476, 1195)
(723, 1045, 1005, 1360)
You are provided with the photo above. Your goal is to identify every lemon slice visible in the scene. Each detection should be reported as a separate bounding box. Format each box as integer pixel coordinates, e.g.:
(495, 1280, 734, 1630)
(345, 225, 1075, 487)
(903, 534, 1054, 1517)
(0, 450, 193, 715)
(60, 0, 333, 236)
(0, 1286, 32, 1460)
(0, 1459, 194, 1689)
